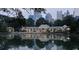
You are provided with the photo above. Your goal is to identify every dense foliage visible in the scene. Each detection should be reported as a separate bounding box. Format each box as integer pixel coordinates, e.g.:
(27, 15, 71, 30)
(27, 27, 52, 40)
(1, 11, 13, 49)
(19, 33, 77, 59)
(53, 15, 79, 33)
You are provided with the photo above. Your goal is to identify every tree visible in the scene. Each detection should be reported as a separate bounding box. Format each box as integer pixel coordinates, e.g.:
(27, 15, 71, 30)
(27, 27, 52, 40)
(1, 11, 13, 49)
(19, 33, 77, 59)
(0, 8, 24, 19)
(30, 8, 46, 13)
(26, 18, 34, 27)
(53, 19, 63, 26)
(62, 15, 75, 26)
(0, 21, 8, 32)
(16, 18, 27, 26)
(7, 18, 27, 31)
(36, 17, 49, 26)
(62, 15, 78, 33)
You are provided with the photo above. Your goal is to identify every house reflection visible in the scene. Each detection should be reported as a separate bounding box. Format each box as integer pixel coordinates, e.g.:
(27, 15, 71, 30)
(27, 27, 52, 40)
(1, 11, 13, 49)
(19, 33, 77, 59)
(6, 34, 14, 39)
(3, 33, 70, 42)
(1, 33, 70, 43)
(0, 33, 70, 50)
(19, 33, 69, 42)
(0, 33, 14, 39)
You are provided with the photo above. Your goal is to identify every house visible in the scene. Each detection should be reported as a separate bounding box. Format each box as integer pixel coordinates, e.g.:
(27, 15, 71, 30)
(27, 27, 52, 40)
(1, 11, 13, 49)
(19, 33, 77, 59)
(20, 25, 70, 33)
(21, 25, 50, 33)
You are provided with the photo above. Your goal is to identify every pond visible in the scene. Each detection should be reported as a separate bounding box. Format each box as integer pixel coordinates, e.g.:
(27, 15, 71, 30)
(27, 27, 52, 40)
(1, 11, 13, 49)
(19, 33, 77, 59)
(0, 32, 78, 50)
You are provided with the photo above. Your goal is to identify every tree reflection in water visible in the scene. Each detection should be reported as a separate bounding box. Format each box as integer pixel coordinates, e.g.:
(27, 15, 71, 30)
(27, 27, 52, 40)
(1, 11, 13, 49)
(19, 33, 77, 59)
(0, 33, 79, 50)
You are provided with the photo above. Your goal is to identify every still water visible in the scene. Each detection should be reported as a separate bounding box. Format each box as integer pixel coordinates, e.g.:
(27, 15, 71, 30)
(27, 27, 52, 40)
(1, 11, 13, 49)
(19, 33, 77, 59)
(0, 32, 78, 50)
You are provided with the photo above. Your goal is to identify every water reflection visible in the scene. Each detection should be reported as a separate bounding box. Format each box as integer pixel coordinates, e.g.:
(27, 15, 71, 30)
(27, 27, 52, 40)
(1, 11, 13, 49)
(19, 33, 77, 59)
(0, 33, 78, 50)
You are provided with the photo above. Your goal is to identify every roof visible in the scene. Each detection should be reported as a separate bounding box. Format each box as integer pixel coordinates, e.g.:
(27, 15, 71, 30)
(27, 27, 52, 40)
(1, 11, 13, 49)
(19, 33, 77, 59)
(39, 24, 50, 28)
